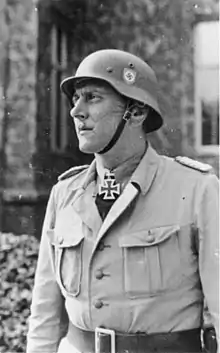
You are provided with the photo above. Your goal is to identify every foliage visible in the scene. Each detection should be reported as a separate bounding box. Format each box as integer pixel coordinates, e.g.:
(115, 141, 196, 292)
(0, 233, 39, 353)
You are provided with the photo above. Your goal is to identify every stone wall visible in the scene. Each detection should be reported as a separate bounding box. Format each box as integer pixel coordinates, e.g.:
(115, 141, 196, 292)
(0, 0, 38, 234)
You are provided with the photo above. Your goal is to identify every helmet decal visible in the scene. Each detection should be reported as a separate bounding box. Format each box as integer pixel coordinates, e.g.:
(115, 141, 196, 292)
(123, 68, 136, 85)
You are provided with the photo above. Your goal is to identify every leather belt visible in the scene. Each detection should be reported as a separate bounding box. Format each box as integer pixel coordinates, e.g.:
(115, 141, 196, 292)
(66, 322, 202, 353)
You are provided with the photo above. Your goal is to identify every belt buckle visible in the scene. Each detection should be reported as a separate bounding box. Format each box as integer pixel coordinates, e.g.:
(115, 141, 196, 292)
(95, 327, 116, 353)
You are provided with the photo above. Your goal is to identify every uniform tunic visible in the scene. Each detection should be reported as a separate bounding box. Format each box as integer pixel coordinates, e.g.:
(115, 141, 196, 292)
(26, 145, 219, 353)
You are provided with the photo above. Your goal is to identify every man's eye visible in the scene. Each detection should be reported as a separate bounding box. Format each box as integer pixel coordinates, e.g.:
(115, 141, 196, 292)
(86, 93, 100, 102)
(72, 95, 79, 106)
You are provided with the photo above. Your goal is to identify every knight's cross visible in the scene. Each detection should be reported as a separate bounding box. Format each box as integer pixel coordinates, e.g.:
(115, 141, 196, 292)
(99, 172, 121, 200)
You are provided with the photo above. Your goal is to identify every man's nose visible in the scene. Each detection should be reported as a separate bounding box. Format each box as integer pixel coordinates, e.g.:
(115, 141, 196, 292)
(70, 99, 88, 121)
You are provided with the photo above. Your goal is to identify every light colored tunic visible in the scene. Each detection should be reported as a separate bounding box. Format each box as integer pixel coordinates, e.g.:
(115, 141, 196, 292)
(26, 146, 219, 353)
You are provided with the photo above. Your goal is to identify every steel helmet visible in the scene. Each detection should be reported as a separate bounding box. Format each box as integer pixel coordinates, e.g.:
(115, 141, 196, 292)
(61, 49, 163, 133)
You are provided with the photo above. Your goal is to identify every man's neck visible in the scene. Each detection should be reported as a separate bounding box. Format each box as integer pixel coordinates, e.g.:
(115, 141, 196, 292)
(95, 138, 148, 183)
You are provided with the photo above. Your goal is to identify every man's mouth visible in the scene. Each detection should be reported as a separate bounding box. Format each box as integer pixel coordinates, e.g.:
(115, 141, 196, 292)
(78, 127, 93, 135)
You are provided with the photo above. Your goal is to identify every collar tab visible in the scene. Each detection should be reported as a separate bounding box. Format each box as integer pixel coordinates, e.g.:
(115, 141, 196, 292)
(58, 165, 89, 181)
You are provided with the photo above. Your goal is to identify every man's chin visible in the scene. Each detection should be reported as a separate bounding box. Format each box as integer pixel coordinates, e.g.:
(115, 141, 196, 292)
(78, 143, 97, 154)
(79, 144, 108, 154)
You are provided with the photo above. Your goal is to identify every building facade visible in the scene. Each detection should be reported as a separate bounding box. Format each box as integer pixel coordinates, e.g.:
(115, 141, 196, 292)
(0, 0, 219, 237)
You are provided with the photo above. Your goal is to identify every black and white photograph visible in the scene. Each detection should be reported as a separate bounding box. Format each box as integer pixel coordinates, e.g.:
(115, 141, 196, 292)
(0, 1, 219, 352)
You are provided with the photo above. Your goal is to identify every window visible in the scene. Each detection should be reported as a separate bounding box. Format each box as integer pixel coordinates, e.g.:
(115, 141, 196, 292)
(50, 25, 69, 152)
(194, 21, 219, 154)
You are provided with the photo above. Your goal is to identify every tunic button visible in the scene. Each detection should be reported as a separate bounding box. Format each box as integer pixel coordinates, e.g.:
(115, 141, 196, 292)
(146, 234, 155, 243)
(98, 242, 105, 251)
(94, 300, 103, 309)
(95, 269, 104, 280)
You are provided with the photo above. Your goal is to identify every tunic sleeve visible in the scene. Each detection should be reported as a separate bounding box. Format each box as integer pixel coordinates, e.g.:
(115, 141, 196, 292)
(26, 187, 68, 353)
(196, 174, 219, 350)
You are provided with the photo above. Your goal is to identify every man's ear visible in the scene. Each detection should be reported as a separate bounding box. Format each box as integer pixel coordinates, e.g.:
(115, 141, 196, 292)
(130, 105, 149, 127)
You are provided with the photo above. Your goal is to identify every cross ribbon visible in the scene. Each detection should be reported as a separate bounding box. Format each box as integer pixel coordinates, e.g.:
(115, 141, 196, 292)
(98, 171, 121, 201)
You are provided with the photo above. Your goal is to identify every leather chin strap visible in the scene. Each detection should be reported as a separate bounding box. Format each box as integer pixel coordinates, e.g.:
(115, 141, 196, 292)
(98, 107, 132, 155)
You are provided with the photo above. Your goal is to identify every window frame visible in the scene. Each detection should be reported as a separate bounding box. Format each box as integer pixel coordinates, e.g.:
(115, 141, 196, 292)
(194, 19, 219, 155)
(50, 25, 69, 153)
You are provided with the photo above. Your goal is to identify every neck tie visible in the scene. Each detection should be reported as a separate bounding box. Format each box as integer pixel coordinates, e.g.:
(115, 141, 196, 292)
(95, 171, 121, 220)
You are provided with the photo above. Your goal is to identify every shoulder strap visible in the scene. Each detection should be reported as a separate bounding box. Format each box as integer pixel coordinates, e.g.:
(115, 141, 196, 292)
(58, 165, 89, 181)
(175, 156, 213, 173)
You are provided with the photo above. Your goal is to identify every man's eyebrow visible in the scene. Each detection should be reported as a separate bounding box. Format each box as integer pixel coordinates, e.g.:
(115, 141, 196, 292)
(75, 86, 110, 95)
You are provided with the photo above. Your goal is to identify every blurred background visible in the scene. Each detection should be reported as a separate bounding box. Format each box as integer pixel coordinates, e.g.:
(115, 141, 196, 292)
(0, 0, 219, 351)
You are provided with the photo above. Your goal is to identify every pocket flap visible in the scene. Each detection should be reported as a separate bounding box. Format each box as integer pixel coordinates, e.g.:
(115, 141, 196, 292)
(119, 225, 180, 247)
(50, 229, 84, 248)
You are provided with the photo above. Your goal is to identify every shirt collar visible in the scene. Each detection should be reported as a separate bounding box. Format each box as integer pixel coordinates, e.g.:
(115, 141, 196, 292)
(96, 162, 110, 182)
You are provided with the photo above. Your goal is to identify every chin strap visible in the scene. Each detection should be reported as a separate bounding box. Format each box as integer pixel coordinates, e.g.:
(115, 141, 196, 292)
(98, 104, 133, 155)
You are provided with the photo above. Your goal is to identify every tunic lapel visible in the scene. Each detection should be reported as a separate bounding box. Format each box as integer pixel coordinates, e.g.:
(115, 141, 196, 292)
(69, 145, 160, 242)
(92, 145, 161, 249)
(72, 183, 102, 235)
(70, 160, 102, 235)
(94, 182, 139, 250)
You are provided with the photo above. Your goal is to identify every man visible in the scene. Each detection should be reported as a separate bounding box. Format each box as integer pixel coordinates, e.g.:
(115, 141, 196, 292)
(27, 49, 219, 353)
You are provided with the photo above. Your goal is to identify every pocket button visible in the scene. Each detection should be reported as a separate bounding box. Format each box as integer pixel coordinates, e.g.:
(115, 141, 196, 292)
(146, 233, 155, 243)
(95, 269, 104, 280)
(94, 299, 103, 309)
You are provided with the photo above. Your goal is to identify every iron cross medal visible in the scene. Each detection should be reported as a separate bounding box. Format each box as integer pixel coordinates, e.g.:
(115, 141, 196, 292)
(98, 171, 121, 200)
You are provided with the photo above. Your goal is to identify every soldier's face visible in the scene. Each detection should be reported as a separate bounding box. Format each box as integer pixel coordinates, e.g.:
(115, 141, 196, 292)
(70, 80, 126, 154)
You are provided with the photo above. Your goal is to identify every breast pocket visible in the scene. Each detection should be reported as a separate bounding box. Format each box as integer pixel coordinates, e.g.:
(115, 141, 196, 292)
(48, 229, 84, 297)
(119, 225, 182, 298)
